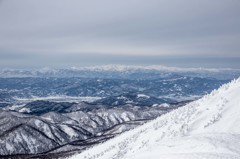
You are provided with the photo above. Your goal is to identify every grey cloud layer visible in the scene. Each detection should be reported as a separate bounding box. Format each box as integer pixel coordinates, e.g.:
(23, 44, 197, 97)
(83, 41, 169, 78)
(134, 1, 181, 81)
(0, 0, 240, 68)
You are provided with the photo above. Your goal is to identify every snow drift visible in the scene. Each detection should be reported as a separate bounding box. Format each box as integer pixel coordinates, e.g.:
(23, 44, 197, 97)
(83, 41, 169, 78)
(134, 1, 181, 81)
(70, 77, 240, 159)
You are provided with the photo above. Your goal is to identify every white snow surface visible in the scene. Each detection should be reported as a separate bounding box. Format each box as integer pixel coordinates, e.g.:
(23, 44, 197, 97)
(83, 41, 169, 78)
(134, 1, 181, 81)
(13, 96, 101, 103)
(70, 77, 240, 159)
(137, 94, 150, 99)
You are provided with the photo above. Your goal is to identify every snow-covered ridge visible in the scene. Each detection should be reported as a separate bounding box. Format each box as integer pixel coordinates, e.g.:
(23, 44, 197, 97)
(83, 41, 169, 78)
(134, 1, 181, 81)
(1, 65, 239, 79)
(13, 96, 101, 103)
(1, 64, 239, 75)
(0, 103, 168, 156)
(70, 64, 239, 72)
(11, 65, 240, 72)
(70, 77, 240, 159)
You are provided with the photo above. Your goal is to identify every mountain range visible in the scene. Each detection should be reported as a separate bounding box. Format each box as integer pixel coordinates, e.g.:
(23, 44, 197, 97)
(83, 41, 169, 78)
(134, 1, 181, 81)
(1, 65, 240, 79)
(0, 66, 239, 158)
(71, 77, 240, 159)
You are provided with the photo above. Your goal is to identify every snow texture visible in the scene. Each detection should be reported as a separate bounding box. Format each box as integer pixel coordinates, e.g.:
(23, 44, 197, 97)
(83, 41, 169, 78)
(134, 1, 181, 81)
(70, 77, 240, 159)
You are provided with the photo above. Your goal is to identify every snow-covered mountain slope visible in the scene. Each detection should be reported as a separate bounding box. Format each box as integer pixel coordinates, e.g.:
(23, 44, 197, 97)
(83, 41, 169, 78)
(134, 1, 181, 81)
(70, 77, 240, 159)
(0, 103, 171, 156)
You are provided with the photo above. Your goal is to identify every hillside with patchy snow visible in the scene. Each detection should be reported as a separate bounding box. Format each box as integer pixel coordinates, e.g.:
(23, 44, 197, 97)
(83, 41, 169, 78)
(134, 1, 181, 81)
(70, 77, 240, 159)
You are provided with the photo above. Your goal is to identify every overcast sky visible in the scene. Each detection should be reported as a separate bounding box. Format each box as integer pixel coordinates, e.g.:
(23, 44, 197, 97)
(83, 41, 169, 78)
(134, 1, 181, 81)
(0, 0, 240, 68)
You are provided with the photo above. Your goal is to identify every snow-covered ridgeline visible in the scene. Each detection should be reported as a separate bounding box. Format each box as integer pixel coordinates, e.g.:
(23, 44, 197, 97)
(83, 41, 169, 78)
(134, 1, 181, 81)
(71, 64, 239, 73)
(1, 64, 239, 76)
(13, 96, 101, 103)
(70, 77, 240, 159)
